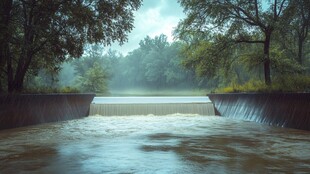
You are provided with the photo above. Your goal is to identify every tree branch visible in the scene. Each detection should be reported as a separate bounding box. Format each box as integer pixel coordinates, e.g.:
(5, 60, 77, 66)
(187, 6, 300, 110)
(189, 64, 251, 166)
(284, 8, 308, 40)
(277, 0, 287, 17)
(235, 40, 265, 44)
(274, 0, 278, 19)
(229, 3, 266, 29)
(254, 0, 259, 21)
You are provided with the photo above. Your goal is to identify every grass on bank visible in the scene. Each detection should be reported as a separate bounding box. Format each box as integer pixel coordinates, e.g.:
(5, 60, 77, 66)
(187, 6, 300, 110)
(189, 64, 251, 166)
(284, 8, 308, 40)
(23, 86, 80, 94)
(215, 75, 310, 93)
(19, 75, 310, 94)
(22, 87, 208, 96)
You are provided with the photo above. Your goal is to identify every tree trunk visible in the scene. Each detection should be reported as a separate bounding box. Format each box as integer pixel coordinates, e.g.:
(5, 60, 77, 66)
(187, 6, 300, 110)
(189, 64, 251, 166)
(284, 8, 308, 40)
(0, 0, 13, 93)
(297, 36, 304, 65)
(263, 31, 272, 86)
(10, 50, 34, 93)
(7, 45, 14, 93)
(7, 1, 36, 94)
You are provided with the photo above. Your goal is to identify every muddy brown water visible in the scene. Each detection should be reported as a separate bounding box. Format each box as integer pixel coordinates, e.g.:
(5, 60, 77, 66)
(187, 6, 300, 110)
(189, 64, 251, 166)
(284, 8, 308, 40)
(0, 115, 309, 173)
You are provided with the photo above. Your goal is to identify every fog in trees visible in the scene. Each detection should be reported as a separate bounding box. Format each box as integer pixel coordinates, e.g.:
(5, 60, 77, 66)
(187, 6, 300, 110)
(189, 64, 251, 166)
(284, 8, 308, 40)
(1, 0, 309, 95)
(0, 0, 142, 93)
(55, 34, 208, 95)
(175, 0, 310, 92)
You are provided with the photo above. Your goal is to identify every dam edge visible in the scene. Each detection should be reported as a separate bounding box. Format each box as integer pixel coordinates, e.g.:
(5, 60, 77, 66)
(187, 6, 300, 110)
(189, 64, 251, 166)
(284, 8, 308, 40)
(208, 93, 310, 131)
(0, 93, 95, 130)
(1, 93, 309, 131)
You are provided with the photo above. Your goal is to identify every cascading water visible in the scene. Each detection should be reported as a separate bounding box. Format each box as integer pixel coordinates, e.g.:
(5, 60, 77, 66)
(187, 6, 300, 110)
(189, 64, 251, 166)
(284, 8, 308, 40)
(89, 96, 215, 116)
(208, 93, 310, 131)
(1, 95, 309, 173)
(0, 94, 95, 130)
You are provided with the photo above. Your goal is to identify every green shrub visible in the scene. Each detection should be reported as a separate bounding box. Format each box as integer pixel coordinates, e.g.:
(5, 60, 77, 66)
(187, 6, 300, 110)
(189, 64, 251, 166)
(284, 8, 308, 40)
(216, 79, 267, 93)
(215, 75, 310, 93)
(23, 86, 80, 94)
(272, 75, 310, 92)
(60, 86, 80, 93)
(23, 87, 58, 94)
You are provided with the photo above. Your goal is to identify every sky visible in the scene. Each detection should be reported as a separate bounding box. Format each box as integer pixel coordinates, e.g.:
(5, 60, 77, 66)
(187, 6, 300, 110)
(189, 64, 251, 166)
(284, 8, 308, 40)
(109, 0, 186, 55)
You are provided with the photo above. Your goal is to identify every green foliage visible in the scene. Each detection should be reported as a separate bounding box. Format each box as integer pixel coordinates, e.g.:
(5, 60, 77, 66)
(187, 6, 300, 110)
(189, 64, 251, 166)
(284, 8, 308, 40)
(174, 0, 310, 91)
(216, 75, 310, 93)
(23, 69, 59, 91)
(109, 34, 203, 90)
(0, 0, 142, 93)
(60, 86, 80, 93)
(22, 86, 80, 94)
(68, 44, 113, 94)
(77, 62, 108, 93)
(272, 75, 310, 92)
(176, 0, 309, 86)
(270, 46, 305, 74)
(216, 80, 268, 93)
(181, 36, 235, 79)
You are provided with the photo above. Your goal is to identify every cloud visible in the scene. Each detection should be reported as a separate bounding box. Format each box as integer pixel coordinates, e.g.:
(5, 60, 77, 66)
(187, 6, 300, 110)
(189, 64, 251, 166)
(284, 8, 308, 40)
(108, 0, 185, 55)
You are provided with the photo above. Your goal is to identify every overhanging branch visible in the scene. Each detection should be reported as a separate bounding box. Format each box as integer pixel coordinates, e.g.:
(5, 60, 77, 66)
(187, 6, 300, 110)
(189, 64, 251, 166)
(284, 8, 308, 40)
(235, 40, 265, 44)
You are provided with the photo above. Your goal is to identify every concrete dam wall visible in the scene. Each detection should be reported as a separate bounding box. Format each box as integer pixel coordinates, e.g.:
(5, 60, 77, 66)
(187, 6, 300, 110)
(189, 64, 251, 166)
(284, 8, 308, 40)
(208, 93, 310, 131)
(89, 97, 215, 116)
(0, 94, 95, 130)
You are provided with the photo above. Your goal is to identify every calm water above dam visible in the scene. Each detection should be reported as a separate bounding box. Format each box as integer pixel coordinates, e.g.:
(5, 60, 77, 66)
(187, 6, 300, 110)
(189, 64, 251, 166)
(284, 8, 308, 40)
(91, 96, 212, 104)
(0, 115, 309, 173)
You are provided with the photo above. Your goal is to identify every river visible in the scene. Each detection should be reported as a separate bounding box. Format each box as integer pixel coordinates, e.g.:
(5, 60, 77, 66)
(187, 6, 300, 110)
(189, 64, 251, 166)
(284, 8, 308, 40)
(0, 115, 309, 173)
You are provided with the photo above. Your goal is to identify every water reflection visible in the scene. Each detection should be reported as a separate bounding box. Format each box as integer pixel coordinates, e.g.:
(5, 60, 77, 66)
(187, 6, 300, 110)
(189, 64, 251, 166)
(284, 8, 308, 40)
(0, 115, 309, 173)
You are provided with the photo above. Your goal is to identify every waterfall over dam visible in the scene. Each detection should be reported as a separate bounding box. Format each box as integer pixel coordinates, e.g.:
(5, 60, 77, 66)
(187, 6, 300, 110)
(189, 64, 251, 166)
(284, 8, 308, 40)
(0, 94, 95, 130)
(89, 97, 215, 116)
(208, 93, 310, 131)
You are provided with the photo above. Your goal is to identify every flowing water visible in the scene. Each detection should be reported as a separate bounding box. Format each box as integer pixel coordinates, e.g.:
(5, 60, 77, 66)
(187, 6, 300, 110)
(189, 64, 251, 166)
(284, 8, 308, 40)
(0, 115, 309, 174)
(90, 97, 215, 116)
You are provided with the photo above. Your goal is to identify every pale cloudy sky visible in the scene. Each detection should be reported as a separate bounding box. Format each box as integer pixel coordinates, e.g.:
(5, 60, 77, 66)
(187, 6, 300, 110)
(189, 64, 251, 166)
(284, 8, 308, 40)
(109, 0, 185, 55)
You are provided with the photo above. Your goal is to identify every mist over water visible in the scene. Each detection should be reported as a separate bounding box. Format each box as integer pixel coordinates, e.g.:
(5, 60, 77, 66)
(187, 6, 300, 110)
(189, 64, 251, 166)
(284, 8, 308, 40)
(52, 34, 210, 95)
(0, 115, 309, 173)
(107, 88, 208, 96)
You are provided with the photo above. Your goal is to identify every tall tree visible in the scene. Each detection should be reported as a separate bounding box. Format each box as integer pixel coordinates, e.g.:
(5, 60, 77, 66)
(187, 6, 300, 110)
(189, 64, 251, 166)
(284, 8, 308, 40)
(176, 0, 291, 85)
(109, 34, 200, 90)
(291, 0, 310, 65)
(0, 0, 13, 92)
(77, 62, 108, 93)
(0, 0, 141, 93)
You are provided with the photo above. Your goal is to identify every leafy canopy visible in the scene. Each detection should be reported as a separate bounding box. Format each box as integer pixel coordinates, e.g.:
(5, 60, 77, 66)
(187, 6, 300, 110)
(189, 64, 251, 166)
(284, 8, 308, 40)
(0, 0, 142, 93)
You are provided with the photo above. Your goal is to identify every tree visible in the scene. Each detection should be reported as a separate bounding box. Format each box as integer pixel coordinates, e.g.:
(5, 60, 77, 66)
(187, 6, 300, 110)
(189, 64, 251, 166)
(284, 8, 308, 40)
(290, 0, 310, 65)
(176, 0, 291, 85)
(140, 35, 169, 88)
(70, 44, 120, 93)
(108, 34, 200, 90)
(0, 0, 141, 93)
(77, 62, 108, 93)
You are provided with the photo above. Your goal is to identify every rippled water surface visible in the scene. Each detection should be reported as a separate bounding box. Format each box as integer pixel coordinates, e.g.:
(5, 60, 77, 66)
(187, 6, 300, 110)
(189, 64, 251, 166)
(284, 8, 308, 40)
(0, 115, 309, 174)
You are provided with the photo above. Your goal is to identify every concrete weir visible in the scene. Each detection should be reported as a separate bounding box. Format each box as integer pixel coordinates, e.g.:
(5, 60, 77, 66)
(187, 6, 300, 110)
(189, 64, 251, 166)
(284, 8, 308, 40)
(208, 93, 310, 131)
(89, 97, 215, 116)
(0, 94, 95, 130)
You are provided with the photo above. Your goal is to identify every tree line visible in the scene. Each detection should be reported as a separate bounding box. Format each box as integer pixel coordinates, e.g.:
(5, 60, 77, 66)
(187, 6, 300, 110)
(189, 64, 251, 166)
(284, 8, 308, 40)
(1, 0, 309, 94)
(175, 0, 310, 89)
(0, 0, 141, 93)
(42, 34, 207, 94)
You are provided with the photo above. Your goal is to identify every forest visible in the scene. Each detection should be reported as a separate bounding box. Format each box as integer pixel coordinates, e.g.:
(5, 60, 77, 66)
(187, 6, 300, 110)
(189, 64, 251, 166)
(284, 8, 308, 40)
(0, 0, 309, 94)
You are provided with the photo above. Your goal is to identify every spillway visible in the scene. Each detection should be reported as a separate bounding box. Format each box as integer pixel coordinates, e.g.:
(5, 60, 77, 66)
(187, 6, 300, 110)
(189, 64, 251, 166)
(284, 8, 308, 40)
(1, 95, 309, 173)
(208, 93, 310, 131)
(89, 97, 215, 116)
(0, 94, 95, 130)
